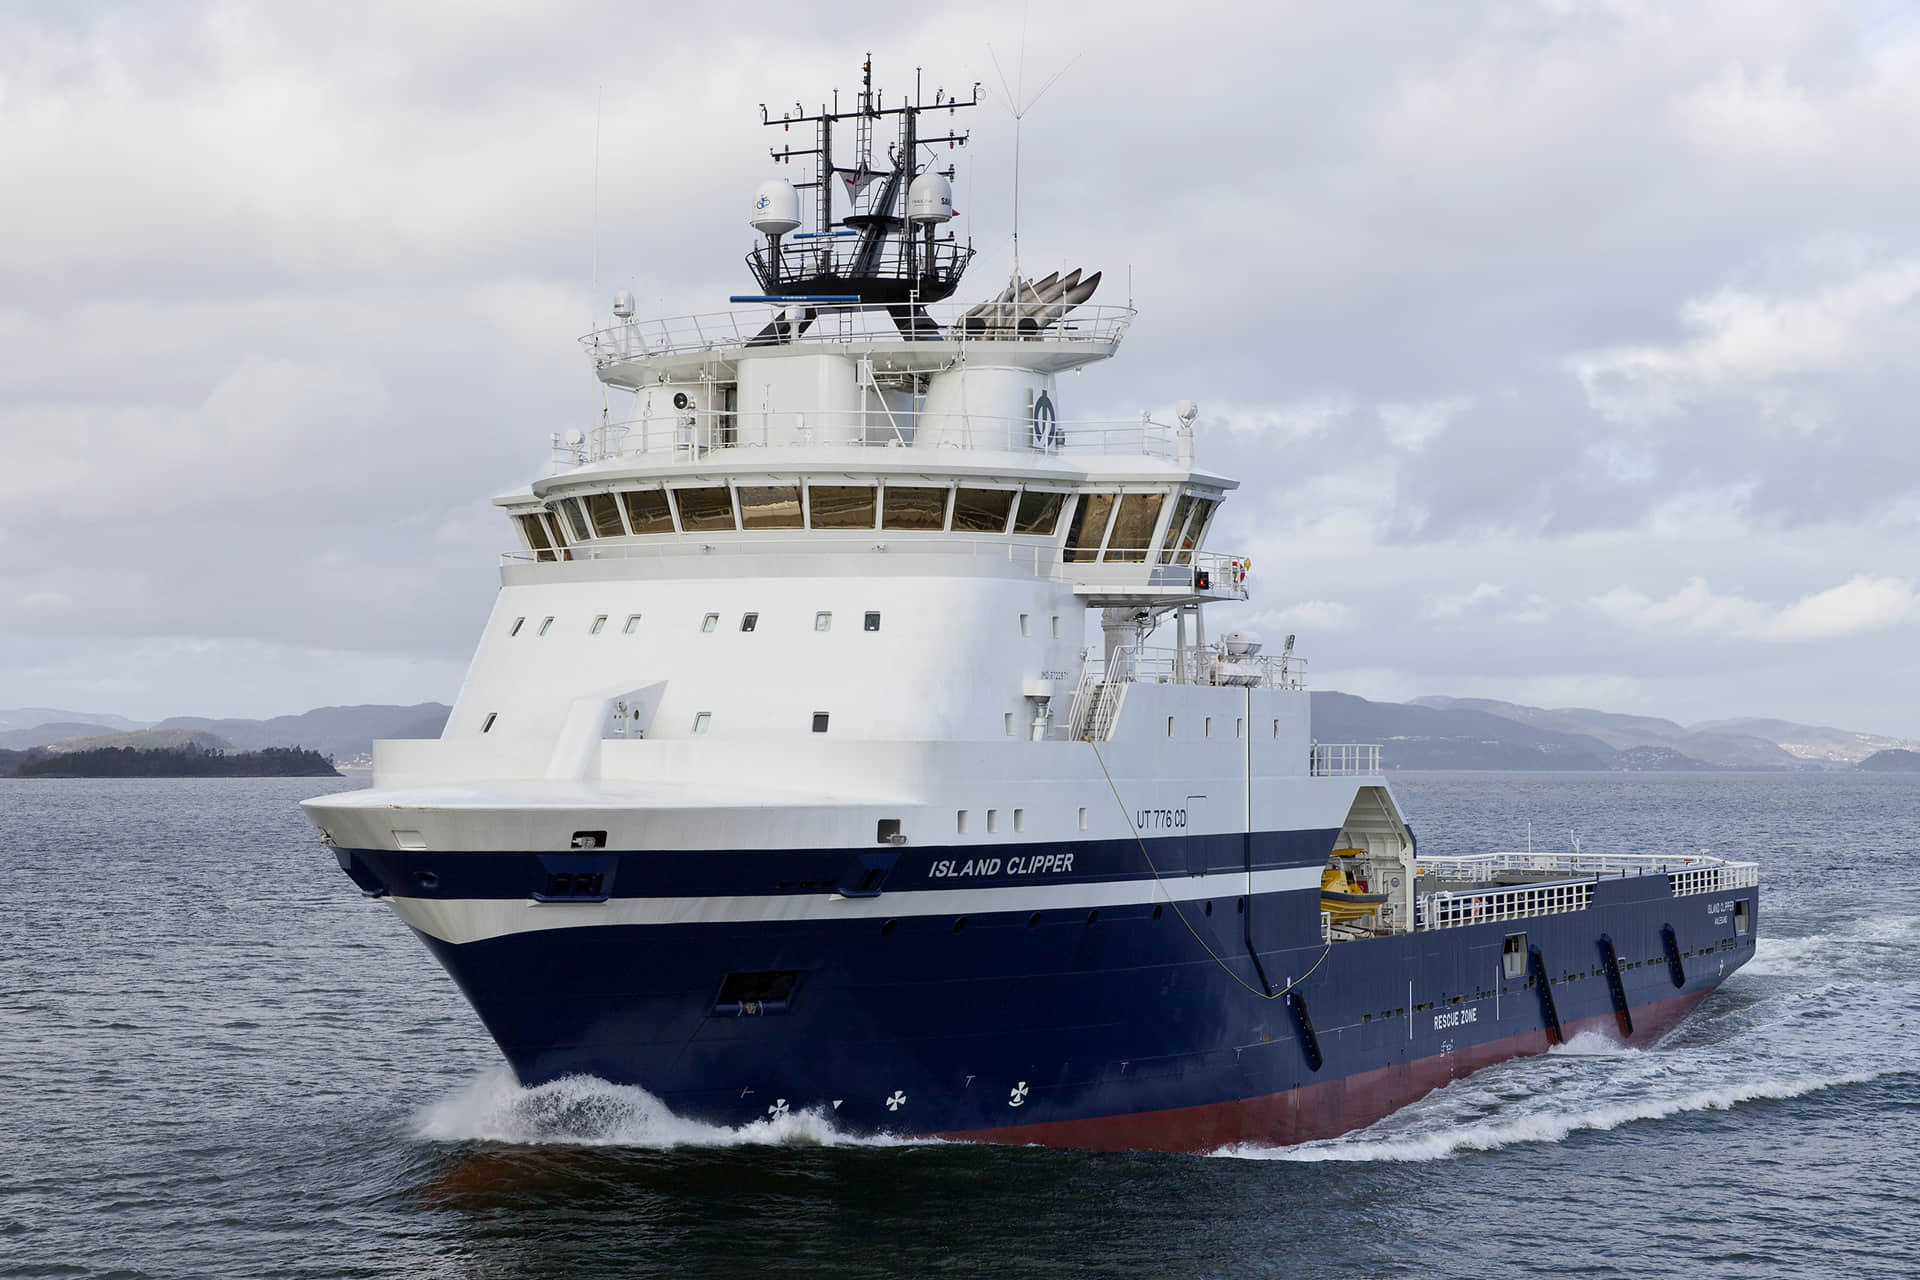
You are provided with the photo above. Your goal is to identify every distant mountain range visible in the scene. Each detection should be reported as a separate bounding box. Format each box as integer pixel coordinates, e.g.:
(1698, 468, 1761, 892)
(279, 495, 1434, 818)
(0, 696, 1910, 773)
(1314, 694, 1920, 771)
(0, 704, 450, 763)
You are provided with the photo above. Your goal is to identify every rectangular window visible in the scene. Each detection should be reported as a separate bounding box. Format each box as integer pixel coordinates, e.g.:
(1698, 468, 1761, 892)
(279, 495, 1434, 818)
(621, 489, 675, 535)
(814, 611, 832, 632)
(987, 809, 999, 834)
(701, 613, 719, 632)
(1052, 615, 1062, 639)
(693, 712, 712, 734)
(808, 484, 877, 529)
(741, 612, 758, 632)
(951, 487, 1016, 533)
(560, 498, 593, 541)
(1504, 934, 1528, 979)
(538, 616, 554, 636)
(624, 614, 641, 634)
(1273, 719, 1280, 738)
(1205, 716, 1213, 738)
(1236, 718, 1244, 738)
(672, 486, 737, 532)
(590, 614, 607, 635)
(957, 810, 969, 834)
(881, 484, 949, 531)
(1004, 712, 1015, 736)
(586, 492, 626, 538)
(811, 712, 829, 733)
(510, 616, 525, 636)
(1175, 498, 1218, 564)
(481, 712, 497, 733)
(1019, 613, 1031, 637)
(1104, 493, 1165, 562)
(864, 611, 881, 632)
(1012, 489, 1066, 535)
(516, 514, 556, 561)
(1013, 808, 1025, 833)
(1077, 806, 1088, 831)
(1166, 715, 1175, 738)
(1062, 492, 1115, 562)
(737, 484, 804, 529)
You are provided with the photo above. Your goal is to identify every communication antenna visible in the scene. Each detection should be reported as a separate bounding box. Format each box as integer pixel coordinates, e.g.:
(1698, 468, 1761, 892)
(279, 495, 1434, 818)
(987, 25, 1081, 309)
(590, 84, 603, 326)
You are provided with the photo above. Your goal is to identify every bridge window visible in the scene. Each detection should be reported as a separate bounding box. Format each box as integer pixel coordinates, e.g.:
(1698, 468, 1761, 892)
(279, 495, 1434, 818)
(809, 484, 877, 529)
(672, 486, 737, 532)
(952, 487, 1016, 533)
(738, 484, 804, 530)
(1104, 493, 1164, 563)
(559, 498, 593, 541)
(586, 492, 625, 538)
(1158, 495, 1198, 564)
(1063, 493, 1116, 562)
(882, 484, 949, 531)
(1012, 489, 1066, 536)
(621, 489, 674, 535)
(1175, 498, 1218, 564)
(516, 515, 557, 561)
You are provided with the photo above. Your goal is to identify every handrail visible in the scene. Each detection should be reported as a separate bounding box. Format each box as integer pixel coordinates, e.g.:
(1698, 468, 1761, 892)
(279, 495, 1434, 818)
(1415, 851, 1759, 881)
(1077, 642, 1305, 695)
(550, 406, 1186, 468)
(502, 538, 1253, 602)
(1311, 743, 1380, 776)
(582, 302, 1137, 365)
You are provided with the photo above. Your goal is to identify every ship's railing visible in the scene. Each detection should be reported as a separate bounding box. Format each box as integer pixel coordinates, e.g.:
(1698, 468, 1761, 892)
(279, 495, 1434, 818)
(502, 537, 1250, 602)
(1068, 643, 1307, 737)
(1416, 851, 1757, 885)
(1667, 861, 1760, 896)
(553, 406, 1185, 467)
(1311, 744, 1381, 776)
(1416, 880, 1595, 931)
(582, 302, 1136, 365)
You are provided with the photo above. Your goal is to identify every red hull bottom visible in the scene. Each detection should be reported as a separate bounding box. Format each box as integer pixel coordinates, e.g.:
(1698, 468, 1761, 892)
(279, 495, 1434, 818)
(942, 989, 1712, 1154)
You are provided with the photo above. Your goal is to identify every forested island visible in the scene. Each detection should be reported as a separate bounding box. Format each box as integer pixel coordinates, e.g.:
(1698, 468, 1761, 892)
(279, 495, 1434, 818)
(6, 744, 339, 778)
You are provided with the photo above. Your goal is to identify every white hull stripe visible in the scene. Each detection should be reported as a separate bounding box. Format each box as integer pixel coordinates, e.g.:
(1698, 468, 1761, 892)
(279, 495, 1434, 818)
(388, 866, 1326, 946)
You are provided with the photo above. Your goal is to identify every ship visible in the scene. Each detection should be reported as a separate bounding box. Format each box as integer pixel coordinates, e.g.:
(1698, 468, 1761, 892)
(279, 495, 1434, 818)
(302, 62, 1760, 1153)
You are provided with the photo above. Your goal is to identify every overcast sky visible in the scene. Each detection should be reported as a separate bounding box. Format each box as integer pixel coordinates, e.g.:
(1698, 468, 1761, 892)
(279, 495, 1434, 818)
(5, 1, 1919, 735)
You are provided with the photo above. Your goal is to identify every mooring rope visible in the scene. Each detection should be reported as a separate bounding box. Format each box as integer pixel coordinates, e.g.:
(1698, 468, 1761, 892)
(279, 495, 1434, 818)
(1088, 738, 1331, 1002)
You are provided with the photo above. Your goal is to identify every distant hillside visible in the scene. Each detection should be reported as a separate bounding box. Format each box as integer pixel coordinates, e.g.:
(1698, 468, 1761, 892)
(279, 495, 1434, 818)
(1311, 692, 1633, 770)
(0, 707, 149, 734)
(40, 729, 231, 754)
(1857, 749, 1920, 772)
(13, 744, 339, 779)
(0, 721, 126, 750)
(150, 703, 449, 761)
(1410, 696, 1909, 768)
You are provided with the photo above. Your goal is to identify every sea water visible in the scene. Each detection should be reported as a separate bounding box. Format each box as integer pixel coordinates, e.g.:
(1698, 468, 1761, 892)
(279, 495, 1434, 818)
(1, 772, 1914, 1278)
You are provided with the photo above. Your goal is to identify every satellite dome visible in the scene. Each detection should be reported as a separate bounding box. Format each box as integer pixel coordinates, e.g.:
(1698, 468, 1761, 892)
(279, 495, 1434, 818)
(612, 290, 634, 319)
(750, 178, 801, 236)
(905, 172, 954, 224)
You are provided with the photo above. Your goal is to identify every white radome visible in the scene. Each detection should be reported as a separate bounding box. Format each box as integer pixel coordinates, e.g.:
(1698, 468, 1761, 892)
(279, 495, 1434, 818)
(750, 178, 802, 236)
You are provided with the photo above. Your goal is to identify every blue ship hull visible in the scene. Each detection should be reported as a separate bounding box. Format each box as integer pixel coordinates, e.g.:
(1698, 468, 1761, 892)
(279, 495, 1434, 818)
(338, 830, 1757, 1151)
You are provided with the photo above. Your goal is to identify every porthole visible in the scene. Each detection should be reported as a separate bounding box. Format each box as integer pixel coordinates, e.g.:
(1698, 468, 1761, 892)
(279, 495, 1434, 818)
(952, 916, 968, 933)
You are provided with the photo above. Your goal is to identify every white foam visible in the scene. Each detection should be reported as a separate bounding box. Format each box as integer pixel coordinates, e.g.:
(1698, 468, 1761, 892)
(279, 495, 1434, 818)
(1213, 1069, 1891, 1163)
(415, 1068, 935, 1149)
